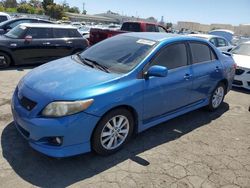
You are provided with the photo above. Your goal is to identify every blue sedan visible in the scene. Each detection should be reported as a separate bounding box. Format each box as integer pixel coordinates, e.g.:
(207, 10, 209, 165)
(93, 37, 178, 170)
(11, 33, 236, 157)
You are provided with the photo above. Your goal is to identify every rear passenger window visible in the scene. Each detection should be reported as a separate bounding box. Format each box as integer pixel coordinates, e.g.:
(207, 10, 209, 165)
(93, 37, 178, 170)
(146, 24, 156, 32)
(25, 28, 52, 38)
(152, 43, 188, 69)
(190, 43, 212, 64)
(54, 29, 68, 38)
(68, 29, 81, 37)
(53, 29, 81, 38)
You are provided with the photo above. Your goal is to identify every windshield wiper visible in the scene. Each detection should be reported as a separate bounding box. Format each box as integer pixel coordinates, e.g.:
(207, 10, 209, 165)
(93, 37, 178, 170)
(84, 58, 110, 73)
(76, 53, 94, 68)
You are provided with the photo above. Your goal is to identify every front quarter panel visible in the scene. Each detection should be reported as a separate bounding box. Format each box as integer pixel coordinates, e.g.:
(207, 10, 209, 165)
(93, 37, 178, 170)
(84, 76, 144, 120)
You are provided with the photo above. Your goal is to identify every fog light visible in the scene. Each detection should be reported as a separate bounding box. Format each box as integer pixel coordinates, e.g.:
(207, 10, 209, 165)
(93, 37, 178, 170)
(49, 137, 63, 146)
(55, 137, 62, 145)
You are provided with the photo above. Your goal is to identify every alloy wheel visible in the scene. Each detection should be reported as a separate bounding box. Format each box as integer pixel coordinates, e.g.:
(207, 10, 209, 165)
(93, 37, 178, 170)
(100, 115, 129, 150)
(212, 86, 224, 109)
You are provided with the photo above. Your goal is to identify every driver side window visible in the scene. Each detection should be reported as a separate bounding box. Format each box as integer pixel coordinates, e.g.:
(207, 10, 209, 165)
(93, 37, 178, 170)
(151, 43, 188, 70)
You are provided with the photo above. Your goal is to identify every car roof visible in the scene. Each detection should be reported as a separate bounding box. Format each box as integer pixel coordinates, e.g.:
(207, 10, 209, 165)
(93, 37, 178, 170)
(0, 12, 10, 17)
(122, 32, 180, 41)
(188, 34, 221, 40)
(19, 23, 76, 29)
(121, 32, 209, 43)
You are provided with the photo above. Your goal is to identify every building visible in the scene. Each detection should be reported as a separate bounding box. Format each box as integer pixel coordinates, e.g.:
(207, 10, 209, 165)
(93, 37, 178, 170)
(177, 21, 250, 36)
(234, 24, 250, 36)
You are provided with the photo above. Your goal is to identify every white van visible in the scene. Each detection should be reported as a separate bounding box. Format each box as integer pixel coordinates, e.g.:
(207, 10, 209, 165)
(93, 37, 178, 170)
(0, 12, 11, 23)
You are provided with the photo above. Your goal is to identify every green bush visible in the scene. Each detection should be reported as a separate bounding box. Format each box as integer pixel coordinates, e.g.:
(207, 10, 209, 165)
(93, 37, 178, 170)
(45, 4, 64, 19)
(0, 5, 5, 12)
(5, 7, 17, 13)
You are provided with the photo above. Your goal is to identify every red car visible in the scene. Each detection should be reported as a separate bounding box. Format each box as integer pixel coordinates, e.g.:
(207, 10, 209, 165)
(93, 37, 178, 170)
(89, 21, 167, 45)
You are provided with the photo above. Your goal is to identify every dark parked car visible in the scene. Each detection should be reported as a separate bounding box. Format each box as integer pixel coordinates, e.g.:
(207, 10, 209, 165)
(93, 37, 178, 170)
(0, 18, 53, 35)
(0, 23, 89, 68)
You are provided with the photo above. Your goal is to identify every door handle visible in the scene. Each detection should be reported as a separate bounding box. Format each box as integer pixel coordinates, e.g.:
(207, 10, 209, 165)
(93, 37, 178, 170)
(42, 42, 50, 45)
(66, 41, 72, 44)
(184, 74, 192, 80)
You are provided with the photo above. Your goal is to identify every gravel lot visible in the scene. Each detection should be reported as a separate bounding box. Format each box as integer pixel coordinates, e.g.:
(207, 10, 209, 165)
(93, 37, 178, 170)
(0, 66, 250, 188)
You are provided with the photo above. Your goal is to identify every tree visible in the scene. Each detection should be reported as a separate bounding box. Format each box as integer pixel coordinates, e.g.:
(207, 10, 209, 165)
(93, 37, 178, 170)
(29, 0, 41, 8)
(42, 0, 53, 10)
(45, 3, 63, 19)
(3, 0, 17, 8)
(67, 6, 79, 14)
(17, 3, 35, 14)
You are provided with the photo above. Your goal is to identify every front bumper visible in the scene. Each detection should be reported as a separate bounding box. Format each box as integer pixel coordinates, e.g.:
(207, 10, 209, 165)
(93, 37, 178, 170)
(11, 89, 100, 158)
(233, 67, 250, 90)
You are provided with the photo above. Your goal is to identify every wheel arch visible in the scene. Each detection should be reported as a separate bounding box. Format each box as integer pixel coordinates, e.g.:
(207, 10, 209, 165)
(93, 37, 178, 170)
(90, 105, 139, 144)
(0, 49, 15, 65)
(219, 79, 228, 93)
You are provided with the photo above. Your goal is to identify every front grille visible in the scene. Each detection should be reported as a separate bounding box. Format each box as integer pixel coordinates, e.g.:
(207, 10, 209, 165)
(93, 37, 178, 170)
(235, 69, 245, 75)
(233, 80, 243, 86)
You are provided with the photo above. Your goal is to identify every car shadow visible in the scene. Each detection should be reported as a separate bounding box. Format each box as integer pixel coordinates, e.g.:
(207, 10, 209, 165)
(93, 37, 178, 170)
(232, 87, 250, 94)
(0, 64, 39, 71)
(1, 103, 229, 187)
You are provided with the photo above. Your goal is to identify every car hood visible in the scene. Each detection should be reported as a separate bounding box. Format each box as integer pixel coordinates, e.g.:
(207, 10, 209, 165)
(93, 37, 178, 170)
(232, 54, 250, 69)
(21, 56, 121, 100)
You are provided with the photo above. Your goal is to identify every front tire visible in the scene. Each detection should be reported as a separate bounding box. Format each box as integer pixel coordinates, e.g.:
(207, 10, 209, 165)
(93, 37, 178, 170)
(92, 108, 134, 155)
(207, 83, 225, 111)
(0, 52, 11, 68)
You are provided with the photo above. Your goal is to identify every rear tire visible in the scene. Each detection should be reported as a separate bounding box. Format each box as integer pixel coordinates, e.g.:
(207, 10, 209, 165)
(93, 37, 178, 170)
(92, 108, 134, 155)
(207, 83, 225, 111)
(0, 52, 11, 68)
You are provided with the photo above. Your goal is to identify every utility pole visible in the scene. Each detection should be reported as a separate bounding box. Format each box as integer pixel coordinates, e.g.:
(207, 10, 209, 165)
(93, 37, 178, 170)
(83, 2, 85, 13)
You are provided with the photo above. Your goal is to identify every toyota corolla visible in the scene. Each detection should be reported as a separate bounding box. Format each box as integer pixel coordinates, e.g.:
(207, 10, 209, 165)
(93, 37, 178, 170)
(12, 33, 235, 157)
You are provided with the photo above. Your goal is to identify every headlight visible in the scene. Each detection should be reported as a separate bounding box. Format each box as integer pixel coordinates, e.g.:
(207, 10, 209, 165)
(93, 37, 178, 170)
(42, 99, 94, 117)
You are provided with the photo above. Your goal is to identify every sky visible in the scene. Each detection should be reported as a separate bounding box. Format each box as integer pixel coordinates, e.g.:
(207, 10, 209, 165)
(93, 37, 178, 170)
(54, 0, 250, 25)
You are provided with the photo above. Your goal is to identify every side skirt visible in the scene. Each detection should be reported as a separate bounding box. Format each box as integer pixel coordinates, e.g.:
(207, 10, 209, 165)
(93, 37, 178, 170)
(138, 99, 209, 133)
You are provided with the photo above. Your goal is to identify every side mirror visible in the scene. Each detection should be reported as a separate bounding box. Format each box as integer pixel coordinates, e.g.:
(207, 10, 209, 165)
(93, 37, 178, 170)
(145, 65, 168, 78)
(24, 35, 32, 42)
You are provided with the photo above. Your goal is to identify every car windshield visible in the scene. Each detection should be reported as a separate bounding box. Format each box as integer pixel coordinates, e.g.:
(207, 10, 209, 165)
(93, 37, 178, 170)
(0, 19, 10, 27)
(79, 35, 157, 73)
(4, 25, 27, 39)
(231, 43, 250, 56)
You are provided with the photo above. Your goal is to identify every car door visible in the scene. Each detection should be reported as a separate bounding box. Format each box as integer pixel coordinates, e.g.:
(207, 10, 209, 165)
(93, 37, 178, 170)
(13, 27, 54, 64)
(51, 28, 76, 58)
(188, 42, 224, 103)
(143, 42, 193, 121)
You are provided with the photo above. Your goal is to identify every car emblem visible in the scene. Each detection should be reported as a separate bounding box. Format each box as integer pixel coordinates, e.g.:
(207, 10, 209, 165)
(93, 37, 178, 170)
(27, 106, 31, 110)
